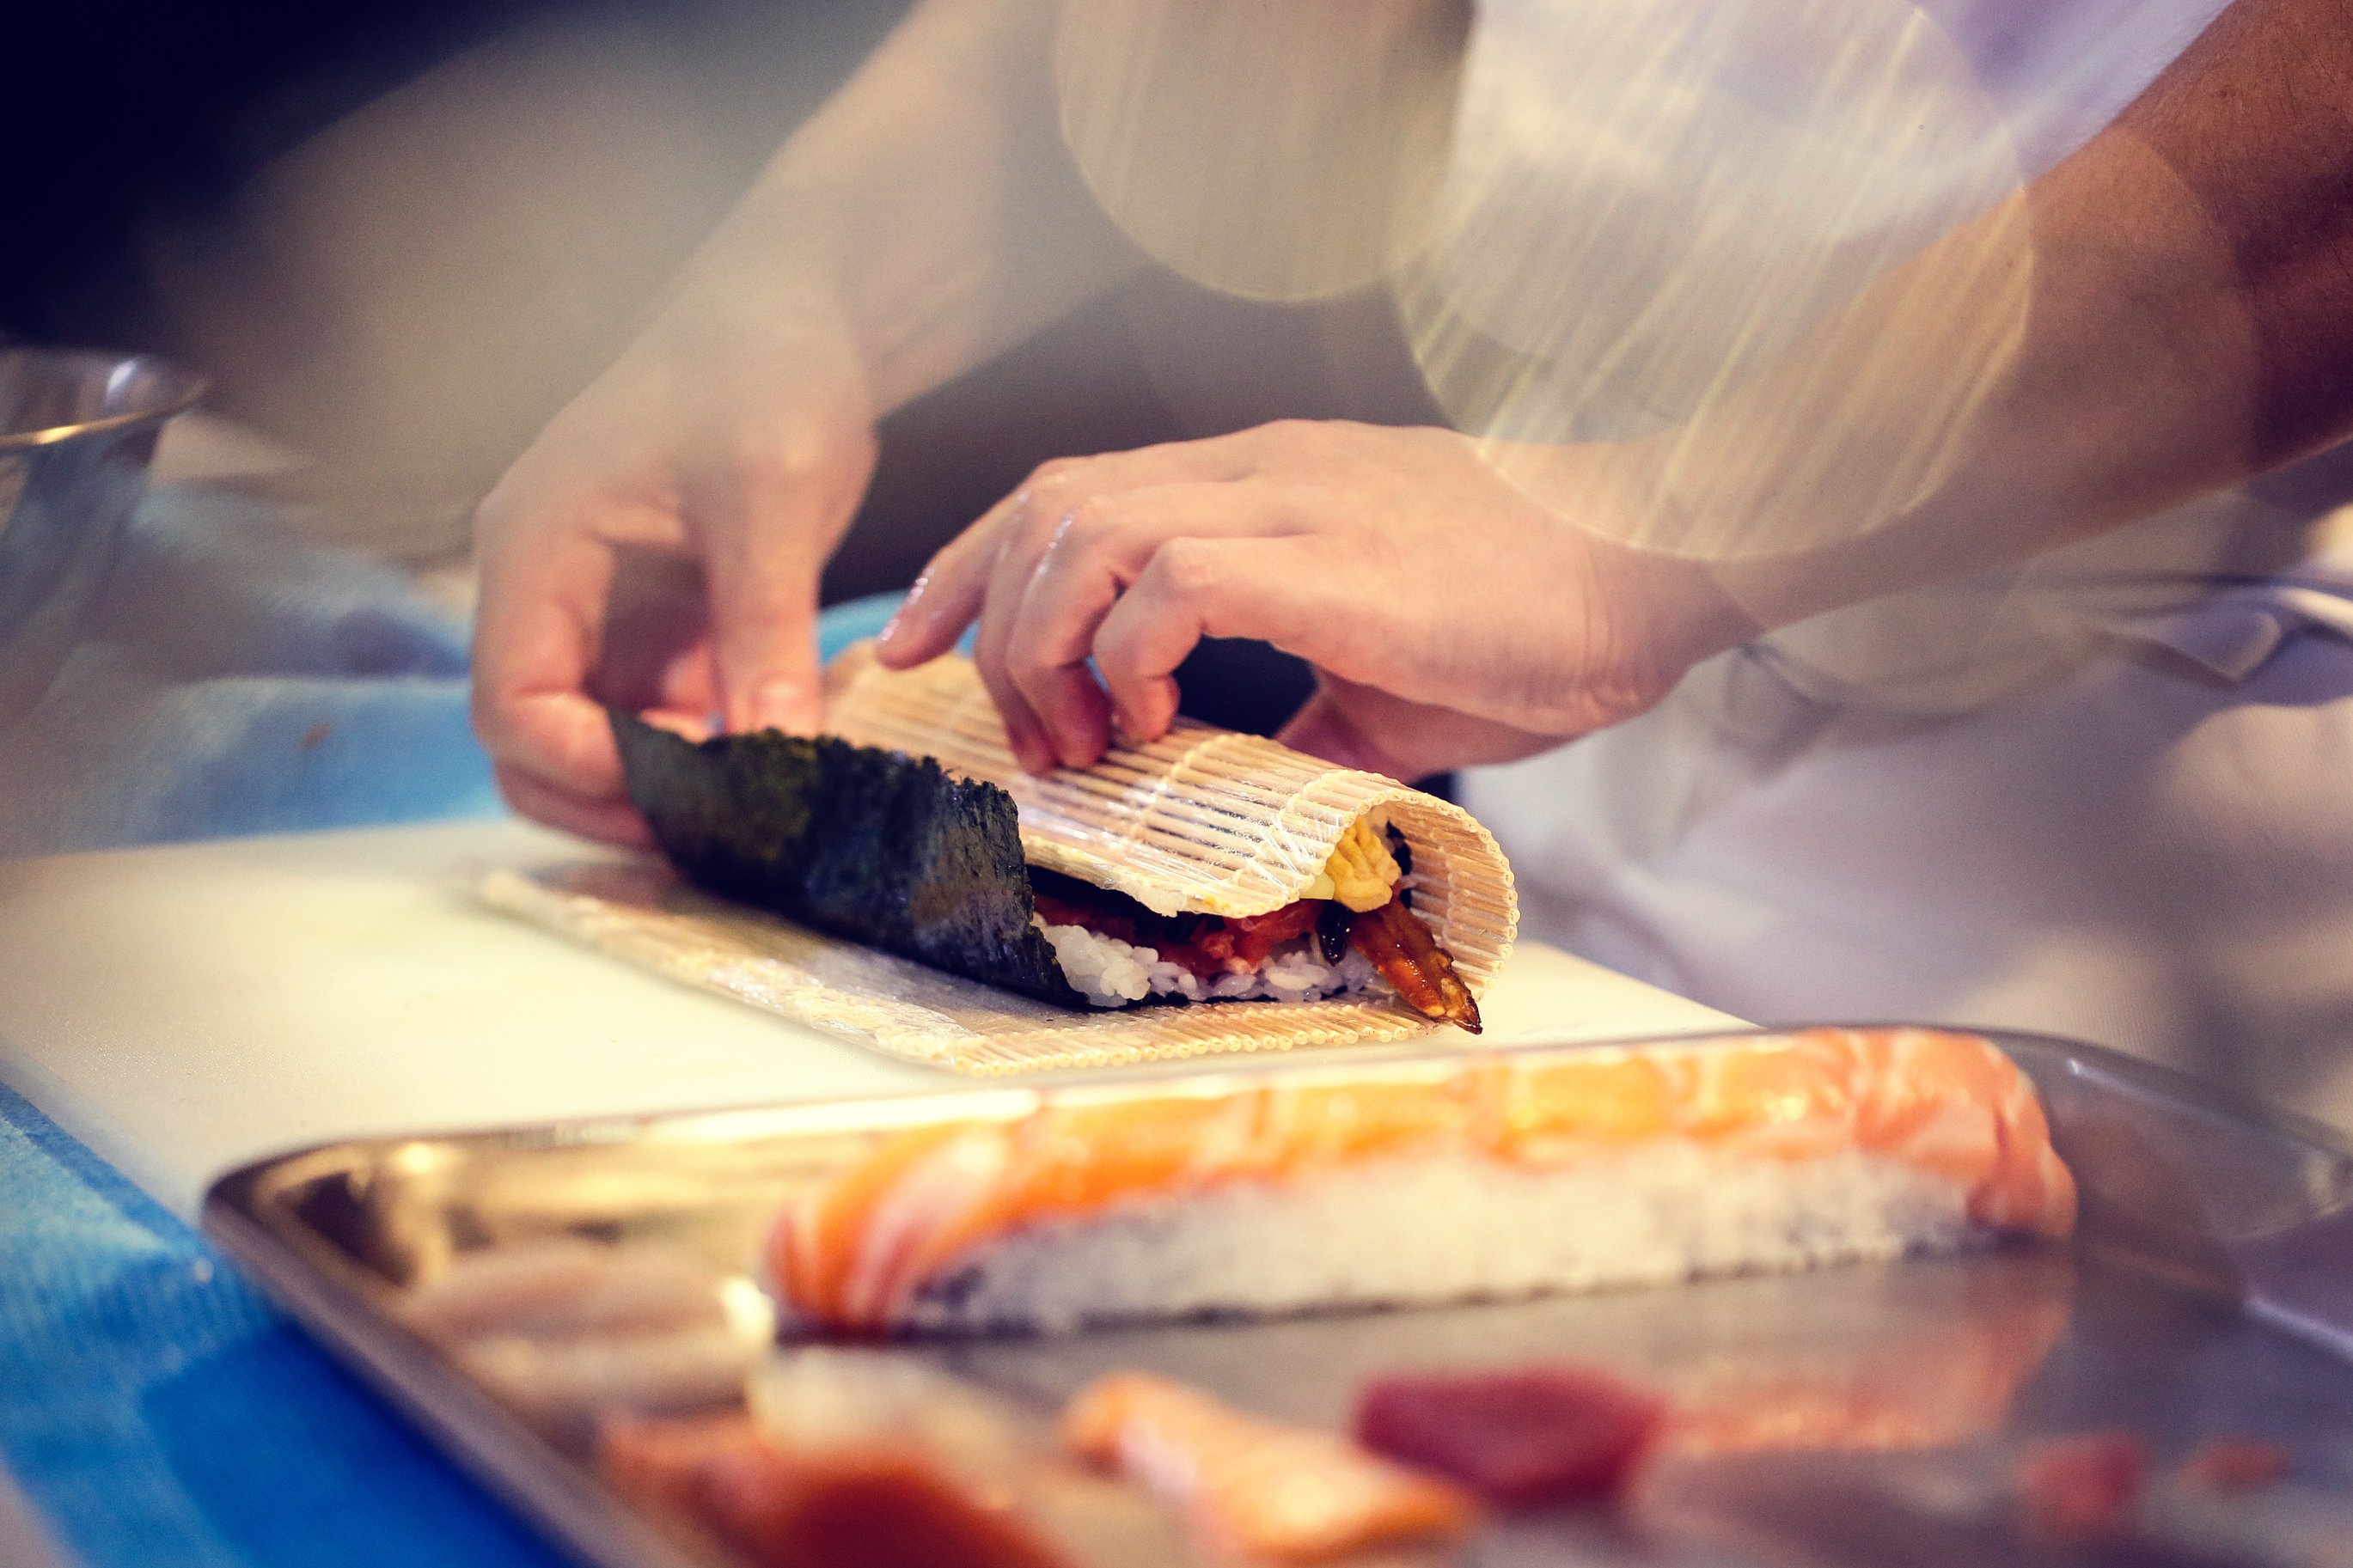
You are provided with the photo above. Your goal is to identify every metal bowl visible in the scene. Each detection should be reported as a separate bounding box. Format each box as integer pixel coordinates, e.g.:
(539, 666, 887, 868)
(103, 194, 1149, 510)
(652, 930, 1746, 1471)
(0, 348, 206, 725)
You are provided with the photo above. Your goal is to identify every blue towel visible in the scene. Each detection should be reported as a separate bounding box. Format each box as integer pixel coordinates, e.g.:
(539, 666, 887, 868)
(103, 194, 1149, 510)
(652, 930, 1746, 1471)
(0, 487, 909, 856)
(0, 490, 911, 1565)
(0, 486, 495, 855)
(0, 1081, 568, 1568)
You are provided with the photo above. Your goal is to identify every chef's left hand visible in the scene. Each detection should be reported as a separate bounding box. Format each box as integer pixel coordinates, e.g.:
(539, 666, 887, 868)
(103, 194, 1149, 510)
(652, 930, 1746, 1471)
(873, 419, 1758, 778)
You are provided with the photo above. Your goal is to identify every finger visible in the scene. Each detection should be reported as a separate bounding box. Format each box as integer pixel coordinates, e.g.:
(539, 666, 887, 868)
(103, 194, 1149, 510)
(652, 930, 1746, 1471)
(473, 520, 629, 805)
(881, 436, 1260, 670)
(875, 486, 1026, 669)
(688, 438, 871, 735)
(951, 484, 1090, 770)
(1005, 483, 1293, 766)
(973, 571, 1058, 773)
(972, 489, 1081, 772)
(1093, 535, 1341, 742)
(975, 448, 1272, 766)
(495, 763, 656, 850)
(654, 638, 718, 724)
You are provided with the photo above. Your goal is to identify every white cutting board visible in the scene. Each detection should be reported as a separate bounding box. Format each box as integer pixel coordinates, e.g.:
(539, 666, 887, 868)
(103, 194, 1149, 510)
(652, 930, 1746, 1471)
(0, 819, 1743, 1217)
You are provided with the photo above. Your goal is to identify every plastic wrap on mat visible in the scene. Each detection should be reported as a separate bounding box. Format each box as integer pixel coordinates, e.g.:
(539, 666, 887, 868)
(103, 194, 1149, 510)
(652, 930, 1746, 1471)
(480, 646, 1519, 1073)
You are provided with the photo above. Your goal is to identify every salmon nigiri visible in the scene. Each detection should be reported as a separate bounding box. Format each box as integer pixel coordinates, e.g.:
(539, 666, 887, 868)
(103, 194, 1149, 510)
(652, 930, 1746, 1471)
(772, 1028, 2076, 1334)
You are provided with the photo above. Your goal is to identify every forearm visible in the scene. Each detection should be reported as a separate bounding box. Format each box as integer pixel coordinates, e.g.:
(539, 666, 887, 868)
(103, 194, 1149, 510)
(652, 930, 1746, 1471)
(668, 0, 1146, 413)
(1929, 0, 2353, 544)
(1644, 0, 2353, 625)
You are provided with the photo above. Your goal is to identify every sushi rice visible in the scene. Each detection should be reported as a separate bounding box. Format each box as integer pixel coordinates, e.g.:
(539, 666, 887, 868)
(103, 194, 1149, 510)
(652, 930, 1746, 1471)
(900, 1144, 1975, 1334)
(1036, 917, 1384, 1008)
(769, 1028, 2074, 1335)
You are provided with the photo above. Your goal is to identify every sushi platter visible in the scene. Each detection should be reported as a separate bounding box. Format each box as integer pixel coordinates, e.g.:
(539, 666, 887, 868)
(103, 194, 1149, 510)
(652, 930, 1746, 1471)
(205, 1026, 2353, 1568)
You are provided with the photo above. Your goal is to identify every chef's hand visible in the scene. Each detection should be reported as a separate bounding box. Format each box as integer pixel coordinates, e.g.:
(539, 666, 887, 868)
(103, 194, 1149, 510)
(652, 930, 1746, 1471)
(472, 294, 877, 845)
(873, 419, 1757, 780)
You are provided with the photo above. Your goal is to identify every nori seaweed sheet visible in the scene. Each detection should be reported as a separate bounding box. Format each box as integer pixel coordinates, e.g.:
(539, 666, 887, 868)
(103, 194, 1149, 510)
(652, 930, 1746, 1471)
(609, 711, 1087, 1009)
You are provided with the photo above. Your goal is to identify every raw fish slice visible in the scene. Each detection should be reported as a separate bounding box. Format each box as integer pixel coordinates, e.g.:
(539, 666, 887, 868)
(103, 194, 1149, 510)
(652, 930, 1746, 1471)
(1061, 1372, 1476, 1562)
(602, 1411, 1072, 1568)
(1354, 1365, 1665, 1506)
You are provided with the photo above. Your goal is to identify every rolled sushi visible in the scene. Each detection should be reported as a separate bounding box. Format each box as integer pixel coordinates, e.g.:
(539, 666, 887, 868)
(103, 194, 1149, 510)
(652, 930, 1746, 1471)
(611, 646, 1512, 1028)
(769, 1028, 2076, 1334)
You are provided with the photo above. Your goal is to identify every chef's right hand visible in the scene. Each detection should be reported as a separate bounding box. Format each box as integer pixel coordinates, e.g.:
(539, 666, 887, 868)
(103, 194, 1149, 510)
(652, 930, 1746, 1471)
(471, 290, 878, 846)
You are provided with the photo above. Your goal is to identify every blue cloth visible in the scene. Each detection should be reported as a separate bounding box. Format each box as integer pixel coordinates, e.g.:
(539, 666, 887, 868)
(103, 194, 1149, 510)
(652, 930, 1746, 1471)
(0, 495, 911, 1566)
(0, 487, 911, 856)
(0, 486, 498, 855)
(0, 1081, 567, 1568)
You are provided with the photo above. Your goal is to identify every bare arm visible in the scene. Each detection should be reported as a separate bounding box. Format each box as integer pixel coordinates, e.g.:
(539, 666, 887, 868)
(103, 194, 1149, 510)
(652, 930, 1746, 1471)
(885, 0, 2353, 779)
(472, 0, 1140, 842)
(688, 0, 1141, 412)
(1690, 0, 2353, 625)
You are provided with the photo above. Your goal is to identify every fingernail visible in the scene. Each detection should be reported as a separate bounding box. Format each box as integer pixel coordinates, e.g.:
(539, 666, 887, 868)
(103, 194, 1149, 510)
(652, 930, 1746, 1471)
(747, 677, 814, 734)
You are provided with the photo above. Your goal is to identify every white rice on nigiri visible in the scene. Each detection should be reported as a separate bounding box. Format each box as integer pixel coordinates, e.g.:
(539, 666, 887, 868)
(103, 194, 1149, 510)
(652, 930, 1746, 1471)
(1035, 917, 1384, 1009)
(896, 1144, 1977, 1334)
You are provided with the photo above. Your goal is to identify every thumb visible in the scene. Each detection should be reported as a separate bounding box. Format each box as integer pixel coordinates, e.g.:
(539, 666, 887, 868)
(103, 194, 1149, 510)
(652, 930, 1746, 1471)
(693, 450, 868, 736)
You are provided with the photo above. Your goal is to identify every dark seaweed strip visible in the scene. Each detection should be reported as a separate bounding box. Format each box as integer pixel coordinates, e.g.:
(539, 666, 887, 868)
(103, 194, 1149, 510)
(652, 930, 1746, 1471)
(1385, 823, 1415, 910)
(1316, 900, 1355, 965)
(610, 711, 1087, 1009)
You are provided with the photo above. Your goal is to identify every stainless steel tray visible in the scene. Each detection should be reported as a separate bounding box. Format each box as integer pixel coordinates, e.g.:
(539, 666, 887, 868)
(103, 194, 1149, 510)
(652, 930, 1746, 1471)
(203, 1028, 2353, 1567)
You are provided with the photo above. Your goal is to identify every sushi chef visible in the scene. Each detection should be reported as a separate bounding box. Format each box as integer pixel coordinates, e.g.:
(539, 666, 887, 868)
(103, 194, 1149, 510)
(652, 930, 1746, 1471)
(471, 0, 2353, 1110)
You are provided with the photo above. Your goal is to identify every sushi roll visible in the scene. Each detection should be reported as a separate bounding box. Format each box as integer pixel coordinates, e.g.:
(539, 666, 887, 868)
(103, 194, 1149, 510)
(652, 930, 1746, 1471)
(770, 1028, 2077, 1334)
(612, 645, 1513, 1029)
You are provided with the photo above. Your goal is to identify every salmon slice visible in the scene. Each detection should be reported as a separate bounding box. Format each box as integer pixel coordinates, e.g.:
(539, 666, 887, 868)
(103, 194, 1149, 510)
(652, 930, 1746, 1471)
(997, 1095, 1266, 1221)
(1061, 1372, 1475, 1562)
(1354, 1365, 1665, 1506)
(777, 1122, 980, 1323)
(1499, 1057, 1677, 1156)
(771, 1029, 2076, 1329)
(1798, 1027, 2075, 1235)
(1254, 1076, 1489, 1170)
(602, 1411, 1070, 1568)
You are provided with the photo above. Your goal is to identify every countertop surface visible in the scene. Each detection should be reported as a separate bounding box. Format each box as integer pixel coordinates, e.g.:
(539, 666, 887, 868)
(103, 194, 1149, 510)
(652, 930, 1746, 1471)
(0, 817, 1745, 1218)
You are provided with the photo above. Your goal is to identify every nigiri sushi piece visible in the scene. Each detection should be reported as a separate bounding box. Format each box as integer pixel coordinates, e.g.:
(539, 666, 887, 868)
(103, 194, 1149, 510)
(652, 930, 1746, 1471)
(1061, 1372, 1476, 1563)
(771, 1028, 2075, 1334)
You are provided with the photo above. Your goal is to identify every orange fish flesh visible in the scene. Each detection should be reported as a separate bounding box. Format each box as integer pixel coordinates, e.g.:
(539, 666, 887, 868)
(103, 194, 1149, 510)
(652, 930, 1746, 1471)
(773, 1028, 2078, 1331)
(1061, 1372, 1475, 1562)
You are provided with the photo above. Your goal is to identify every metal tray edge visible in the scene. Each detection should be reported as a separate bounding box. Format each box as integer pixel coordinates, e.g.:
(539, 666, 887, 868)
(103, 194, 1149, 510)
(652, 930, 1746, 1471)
(200, 1188, 706, 1568)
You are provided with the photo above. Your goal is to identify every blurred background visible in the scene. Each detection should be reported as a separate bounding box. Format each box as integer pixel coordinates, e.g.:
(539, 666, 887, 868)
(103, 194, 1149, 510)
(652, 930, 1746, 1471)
(6, 0, 1445, 729)
(13, 0, 907, 564)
